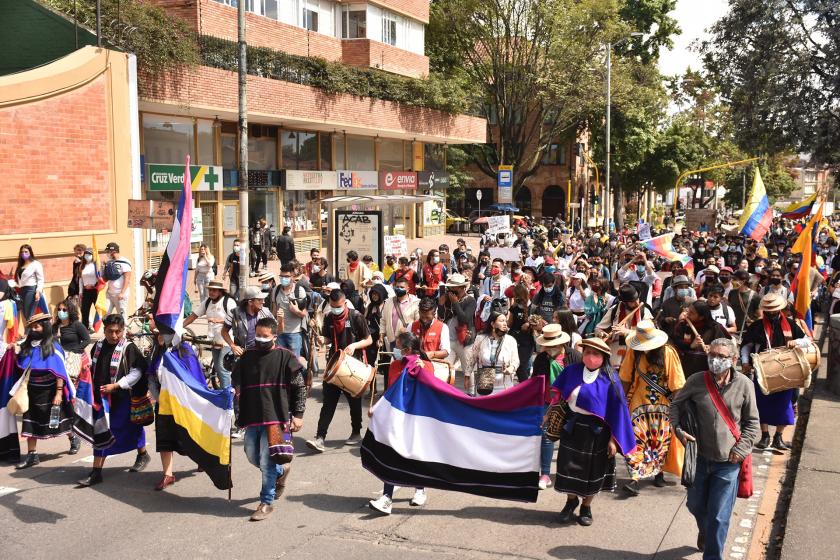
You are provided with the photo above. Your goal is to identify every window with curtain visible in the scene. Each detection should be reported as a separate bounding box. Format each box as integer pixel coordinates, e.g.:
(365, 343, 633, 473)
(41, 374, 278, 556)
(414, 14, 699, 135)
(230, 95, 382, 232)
(342, 6, 367, 38)
(382, 12, 397, 46)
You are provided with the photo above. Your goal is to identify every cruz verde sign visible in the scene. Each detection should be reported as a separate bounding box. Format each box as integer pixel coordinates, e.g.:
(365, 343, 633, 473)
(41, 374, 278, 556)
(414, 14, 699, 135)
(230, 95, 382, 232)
(148, 164, 223, 191)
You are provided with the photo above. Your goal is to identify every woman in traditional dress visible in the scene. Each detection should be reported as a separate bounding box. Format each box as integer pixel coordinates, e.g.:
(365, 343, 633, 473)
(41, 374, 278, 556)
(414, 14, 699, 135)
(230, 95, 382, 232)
(549, 336, 635, 526)
(619, 320, 686, 495)
(467, 312, 519, 396)
(52, 299, 89, 454)
(15, 313, 76, 469)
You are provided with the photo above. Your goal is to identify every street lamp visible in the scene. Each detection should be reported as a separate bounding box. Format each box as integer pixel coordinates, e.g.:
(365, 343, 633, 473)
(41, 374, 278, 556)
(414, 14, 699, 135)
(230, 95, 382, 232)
(604, 32, 643, 230)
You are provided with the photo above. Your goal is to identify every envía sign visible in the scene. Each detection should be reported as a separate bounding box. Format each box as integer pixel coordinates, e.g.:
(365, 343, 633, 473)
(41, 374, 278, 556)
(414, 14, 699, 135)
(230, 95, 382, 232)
(148, 164, 223, 191)
(379, 171, 417, 190)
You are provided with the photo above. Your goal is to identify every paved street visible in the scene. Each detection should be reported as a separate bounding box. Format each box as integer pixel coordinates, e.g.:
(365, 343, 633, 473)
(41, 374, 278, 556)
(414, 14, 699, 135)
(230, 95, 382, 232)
(0, 370, 784, 560)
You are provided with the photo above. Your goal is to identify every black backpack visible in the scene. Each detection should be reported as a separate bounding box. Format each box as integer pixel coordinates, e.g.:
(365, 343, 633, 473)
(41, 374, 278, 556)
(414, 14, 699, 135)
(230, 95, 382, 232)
(103, 259, 129, 281)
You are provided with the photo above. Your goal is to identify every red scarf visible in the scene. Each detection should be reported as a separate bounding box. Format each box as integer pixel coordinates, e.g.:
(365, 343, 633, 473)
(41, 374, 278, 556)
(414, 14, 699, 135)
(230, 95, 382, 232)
(348, 261, 360, 273)
(617, 303, 642, 327)
(330, 307, 350, 346)
(762, 313, 792, 348)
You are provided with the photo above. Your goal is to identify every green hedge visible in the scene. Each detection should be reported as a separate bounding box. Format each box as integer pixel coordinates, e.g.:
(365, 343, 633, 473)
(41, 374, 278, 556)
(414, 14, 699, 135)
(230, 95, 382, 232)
(199, 35, 477, 115)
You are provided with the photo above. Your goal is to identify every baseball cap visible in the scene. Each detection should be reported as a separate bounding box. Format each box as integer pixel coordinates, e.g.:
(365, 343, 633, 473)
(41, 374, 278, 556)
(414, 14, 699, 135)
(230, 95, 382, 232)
(105, 242, 120, 252)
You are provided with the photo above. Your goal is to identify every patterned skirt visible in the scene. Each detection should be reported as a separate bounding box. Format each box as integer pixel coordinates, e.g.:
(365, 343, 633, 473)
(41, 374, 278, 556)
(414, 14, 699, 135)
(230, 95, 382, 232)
(21, 373, 74, 439)
(624, 404, 673, 480)
(554, 414, 616, 498)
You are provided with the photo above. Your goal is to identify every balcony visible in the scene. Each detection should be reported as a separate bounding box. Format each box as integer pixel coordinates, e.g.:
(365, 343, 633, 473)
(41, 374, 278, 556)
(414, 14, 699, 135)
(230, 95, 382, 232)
(342, 39, 429, 78)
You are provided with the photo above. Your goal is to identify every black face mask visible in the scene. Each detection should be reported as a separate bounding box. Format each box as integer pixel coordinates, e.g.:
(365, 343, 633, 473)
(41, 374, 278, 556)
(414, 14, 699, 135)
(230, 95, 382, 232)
(29, 331, 45, 340)
(770, 277, 782, 285)
(394, 287, 407, 297)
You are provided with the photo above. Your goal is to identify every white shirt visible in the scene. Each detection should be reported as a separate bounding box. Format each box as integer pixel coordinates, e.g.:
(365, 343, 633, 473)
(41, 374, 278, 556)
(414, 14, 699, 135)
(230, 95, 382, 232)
(107, 257, 132, 294)
(194, 295, 237, 344)
(81, 262, 98, 288)
(525, 256, 544, 268)
(17, 261, 44, 290)
(195, 256, 215, 280)
(709, 303, 735, 329)
(567, 286, 591, 312)
(568, 367, 599, 415)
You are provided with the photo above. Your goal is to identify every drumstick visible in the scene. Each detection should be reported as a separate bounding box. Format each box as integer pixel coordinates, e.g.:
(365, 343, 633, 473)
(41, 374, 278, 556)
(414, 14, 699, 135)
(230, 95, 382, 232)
(685, 319, 709, 353)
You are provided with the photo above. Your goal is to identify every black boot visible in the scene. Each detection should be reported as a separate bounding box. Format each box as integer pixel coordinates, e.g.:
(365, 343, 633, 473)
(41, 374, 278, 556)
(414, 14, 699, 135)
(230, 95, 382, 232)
(653, 472, 666, 487)
(68, 435, 81, 455)
(771, 433, 790, 451)
(622, 480, 641, 496)
(755, 432, 770, 449)
(129, 451, 151, 472)
(15, 452, 39, 470)
(557, 497, 579, 523)
(577, 505, 593, 526)
(78, 468, 103, 487)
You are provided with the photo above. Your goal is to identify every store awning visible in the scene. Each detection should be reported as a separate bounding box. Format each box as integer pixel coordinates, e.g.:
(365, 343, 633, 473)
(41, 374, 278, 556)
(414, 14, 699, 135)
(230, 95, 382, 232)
(320, 194, 443, 208)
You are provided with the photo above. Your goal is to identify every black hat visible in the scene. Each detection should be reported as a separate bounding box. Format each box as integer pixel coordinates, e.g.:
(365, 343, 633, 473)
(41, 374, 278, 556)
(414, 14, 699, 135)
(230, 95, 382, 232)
(619, 284, 639, 302)
(105, 242, 120, 252)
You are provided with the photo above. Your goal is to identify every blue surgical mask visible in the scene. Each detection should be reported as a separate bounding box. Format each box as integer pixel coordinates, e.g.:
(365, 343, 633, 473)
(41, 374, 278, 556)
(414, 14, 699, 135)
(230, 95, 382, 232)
(544, 285, 554, 294)
(676, 288, 691, 299)
(392, 347, 403, 361)
(330, 306, 345, 315)
(57, 310, 69, 321)
(279, 277, 291, 287)
(261, 283, 271, 292)
(432, 256, 440, 264)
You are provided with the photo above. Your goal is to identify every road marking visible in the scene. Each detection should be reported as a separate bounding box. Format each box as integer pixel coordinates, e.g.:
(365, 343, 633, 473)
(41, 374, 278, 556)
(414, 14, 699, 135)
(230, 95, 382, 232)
(73, 455, 95, 464)
(0, 486, 19, 497)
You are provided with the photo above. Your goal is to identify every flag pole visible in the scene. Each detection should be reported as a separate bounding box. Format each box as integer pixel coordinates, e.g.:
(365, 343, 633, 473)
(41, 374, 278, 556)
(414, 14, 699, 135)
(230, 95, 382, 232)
(228, 423, 233, 501)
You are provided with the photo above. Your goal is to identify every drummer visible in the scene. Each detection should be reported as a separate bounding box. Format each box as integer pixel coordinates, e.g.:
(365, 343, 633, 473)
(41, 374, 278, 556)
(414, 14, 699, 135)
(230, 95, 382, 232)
(410, 298, 450, 361)
(305, 288, 372, 453)
(740, 294, 810, 451)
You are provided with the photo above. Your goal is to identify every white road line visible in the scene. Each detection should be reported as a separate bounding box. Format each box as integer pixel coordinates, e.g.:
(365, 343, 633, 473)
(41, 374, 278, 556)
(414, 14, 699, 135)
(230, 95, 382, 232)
(0, 486, 19, 497)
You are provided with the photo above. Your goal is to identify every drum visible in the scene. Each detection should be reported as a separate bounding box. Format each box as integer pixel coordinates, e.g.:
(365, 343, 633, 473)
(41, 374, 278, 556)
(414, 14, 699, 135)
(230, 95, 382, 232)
(324, 350, 375, 398)
(753, 346, 812, 396)
(430, 360, 455, 385)
(799, 342, 820, 372)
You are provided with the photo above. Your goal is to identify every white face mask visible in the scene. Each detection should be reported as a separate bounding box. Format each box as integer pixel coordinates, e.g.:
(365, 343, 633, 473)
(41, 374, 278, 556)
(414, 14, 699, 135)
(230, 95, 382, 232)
(84, 254, 93, 263)
(708, 356, 731, 375)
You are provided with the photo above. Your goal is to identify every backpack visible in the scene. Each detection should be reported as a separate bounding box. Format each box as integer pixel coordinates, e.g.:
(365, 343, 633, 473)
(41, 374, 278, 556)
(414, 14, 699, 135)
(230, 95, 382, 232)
(204, 294, 233, 315)
(103, 259, 129, 281)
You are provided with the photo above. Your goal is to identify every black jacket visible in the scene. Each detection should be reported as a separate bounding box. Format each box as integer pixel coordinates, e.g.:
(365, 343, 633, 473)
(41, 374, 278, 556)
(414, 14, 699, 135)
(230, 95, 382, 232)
(275, 234, 296, 262)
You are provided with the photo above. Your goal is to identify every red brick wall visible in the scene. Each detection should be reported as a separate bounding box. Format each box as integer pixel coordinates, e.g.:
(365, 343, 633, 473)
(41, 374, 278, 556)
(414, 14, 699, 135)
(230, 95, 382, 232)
(140, 65, 486, 143)
(373, 0, 430, 23)
(342, 39, 429, 78)
(0, 77, 112, 235)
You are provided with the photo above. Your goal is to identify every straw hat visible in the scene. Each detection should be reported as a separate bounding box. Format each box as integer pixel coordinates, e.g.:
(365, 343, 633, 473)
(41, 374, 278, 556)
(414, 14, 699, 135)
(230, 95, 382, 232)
(257, 271, 275, 283)
(579, 336, 611, 357)
(705, 265, 720, 275)
(444, 273, 469, 288)
(536, 324, 570, 347)
(27, 312, 52, 326)
(207, 280, 226, 291)
(240, 286, 268, 300)
(760, 293, 787, 312)
(626, 320, 668, 352)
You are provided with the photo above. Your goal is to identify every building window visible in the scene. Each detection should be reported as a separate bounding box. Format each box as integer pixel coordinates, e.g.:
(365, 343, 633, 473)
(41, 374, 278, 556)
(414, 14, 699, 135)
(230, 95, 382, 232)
(346, 135, 375, 170)
(378, 139, 404, 171)
(320, 133, 333, 170)
(342, 7, 367, 39)
(249, 125, 277, 170)
(542, 143, 567, 166)
(143, 114, 195, 165)
(424, 143, 446, 172)
(197, 119, 215, 165)
(302, 7, 318, 31)
(382, 12, 398, 46)
(282, 130, 325, 170)
(334, 134, 346, 169)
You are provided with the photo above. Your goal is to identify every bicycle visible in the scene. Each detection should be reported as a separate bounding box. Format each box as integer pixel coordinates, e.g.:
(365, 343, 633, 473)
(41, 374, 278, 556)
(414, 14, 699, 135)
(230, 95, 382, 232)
(181, 329, 223, 390)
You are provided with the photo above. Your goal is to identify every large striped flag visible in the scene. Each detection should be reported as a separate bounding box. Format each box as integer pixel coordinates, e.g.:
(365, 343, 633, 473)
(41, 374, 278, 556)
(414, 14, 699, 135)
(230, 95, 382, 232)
(156, 346, 234, 490)
(153, 155, 193, 336)
(640, 233, 694, 275)
(0, 350, 21, 463)
(73, 357, 116, 450)
(361, 363, 544, 502)
(791, 201, 824, 332)
(781, 192, 818, 220)
(739, 168, 773, 241)
(90, 234, 109, 332)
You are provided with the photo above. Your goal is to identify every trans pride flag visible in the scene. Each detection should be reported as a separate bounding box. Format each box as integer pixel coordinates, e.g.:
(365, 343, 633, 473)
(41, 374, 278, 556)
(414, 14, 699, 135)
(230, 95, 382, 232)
(640, 233, 694, 275)
(739, 168, 773, 241)
(153, 155, 193, 337)
(361, 361, 544, 502)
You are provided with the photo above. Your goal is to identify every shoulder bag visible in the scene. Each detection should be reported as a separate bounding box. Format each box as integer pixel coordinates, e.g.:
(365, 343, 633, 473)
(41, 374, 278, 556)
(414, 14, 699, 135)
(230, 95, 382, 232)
(476, 337, 505, 396)
(703, 372, 753, 498)
(8, 364, 32, 415)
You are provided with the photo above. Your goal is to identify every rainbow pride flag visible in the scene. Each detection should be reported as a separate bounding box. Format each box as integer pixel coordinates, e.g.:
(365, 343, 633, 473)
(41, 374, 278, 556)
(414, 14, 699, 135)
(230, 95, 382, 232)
(640, 233, 694, 275)
(781, 192, 818, 220)
(739, 168, 773, 241)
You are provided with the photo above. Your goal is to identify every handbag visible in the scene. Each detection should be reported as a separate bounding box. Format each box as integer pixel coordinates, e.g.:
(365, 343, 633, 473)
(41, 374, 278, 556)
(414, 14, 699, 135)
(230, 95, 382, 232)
(267, 421, 295, 465)
(542, 400, 571, 442)
(703, 372, 754, 498)
(476, 337, 505, 396)
(129, 392, 155, 426)
(8, 365, 32, 416)
(679, 400, 699, 488)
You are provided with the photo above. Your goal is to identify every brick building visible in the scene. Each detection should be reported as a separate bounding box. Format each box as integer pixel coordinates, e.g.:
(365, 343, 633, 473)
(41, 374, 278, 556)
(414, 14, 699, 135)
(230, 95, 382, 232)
(141, 0, 485, 269)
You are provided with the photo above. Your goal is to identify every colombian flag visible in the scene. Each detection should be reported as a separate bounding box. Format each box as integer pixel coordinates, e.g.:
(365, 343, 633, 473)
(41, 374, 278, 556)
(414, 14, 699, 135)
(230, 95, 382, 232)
(781, 192, 818, 220)
(739, 168, 773, 241)
(791, 201, 823, 332)
(90, 235, 109, 332)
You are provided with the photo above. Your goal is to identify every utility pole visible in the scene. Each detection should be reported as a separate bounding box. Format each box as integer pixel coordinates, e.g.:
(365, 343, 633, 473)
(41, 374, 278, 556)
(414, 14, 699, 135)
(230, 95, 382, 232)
(605, 41, 611, 231)
(237, 0, 250, 291)
(95, 0, 102, 47)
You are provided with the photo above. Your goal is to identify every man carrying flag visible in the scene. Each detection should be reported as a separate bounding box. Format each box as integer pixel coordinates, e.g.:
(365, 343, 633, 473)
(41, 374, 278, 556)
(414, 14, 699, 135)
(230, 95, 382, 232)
(739, 168, 773, 241)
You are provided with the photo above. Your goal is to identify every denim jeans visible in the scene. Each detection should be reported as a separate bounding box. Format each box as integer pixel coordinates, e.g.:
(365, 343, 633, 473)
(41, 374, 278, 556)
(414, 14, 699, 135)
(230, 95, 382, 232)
(687, 456, 741, 560)
(383, 483, 422, 498)
(276, 332, 303, 356)
(540, 405, 555, 475)
(212, 346, 232, 389)
(244, 425, 285, 505)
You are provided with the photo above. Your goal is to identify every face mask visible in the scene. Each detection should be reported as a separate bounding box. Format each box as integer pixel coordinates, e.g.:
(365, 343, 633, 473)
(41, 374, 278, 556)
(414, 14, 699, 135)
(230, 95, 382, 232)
(57, 310, 69, 321)
(29, 330, 45, 340)
(392, 347, 403, 361)
(708, 356, 731, 375)
(770, 277, 782, 285)
(311, 265, 321, 274)
(84, 254, 93, 263)
(720, 245, 729, 252)
(582, 354, 603, 371)
(719, 276, 731, 284)
(261, 283, 271, 292)
(394, 287, 407, 297)
(255, 336, 274, 350)
(698, 248, 705, 253)
(544, 285, 554, 294)
(676, 288, 691, 299)
(233, 245, 241, 252)
(279, 277, 291, 287)
(21, 252, 30, 260)
(432, 256, 440, 264)
(755, 266, 763, 273)
(491, 266, 501, 276)
(330, 306, 345, 315)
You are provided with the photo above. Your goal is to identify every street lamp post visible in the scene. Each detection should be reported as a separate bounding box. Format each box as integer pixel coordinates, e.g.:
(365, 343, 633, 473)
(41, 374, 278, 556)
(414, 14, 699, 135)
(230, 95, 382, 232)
(604, 33, 643, 231)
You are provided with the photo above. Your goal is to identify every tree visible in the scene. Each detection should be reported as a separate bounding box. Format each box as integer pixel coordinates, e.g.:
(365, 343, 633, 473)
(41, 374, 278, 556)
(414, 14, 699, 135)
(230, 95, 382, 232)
(701, 0, 840, 166)
(428, 0, 678, 202)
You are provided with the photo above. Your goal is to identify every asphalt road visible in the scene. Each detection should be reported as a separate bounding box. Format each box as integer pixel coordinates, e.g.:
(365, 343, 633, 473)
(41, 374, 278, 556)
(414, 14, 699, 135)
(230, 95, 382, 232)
(0, 369, 777, 560)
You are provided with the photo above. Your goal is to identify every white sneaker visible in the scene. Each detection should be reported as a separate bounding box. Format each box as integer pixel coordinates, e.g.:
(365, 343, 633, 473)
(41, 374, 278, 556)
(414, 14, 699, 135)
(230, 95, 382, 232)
(306, 437, 326, 453)
(538, 475, 552, 490)
(409, 489, 427, 507)
(368, 494, 392, 515)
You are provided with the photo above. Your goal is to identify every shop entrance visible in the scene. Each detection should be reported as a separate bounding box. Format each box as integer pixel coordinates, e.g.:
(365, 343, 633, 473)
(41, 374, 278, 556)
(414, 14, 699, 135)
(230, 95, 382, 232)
(541, 185, 566, 221)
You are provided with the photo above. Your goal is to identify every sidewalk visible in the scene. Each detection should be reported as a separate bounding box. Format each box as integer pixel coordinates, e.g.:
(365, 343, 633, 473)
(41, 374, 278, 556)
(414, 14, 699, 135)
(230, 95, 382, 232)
(780, 324, 840, 559)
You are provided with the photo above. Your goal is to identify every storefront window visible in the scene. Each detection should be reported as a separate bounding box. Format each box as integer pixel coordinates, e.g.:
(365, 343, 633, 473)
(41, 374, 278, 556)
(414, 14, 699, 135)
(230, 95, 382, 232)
(298, 132, 318, 170)
(404, 142, 413, 170)
(346, 135, 375, 170)
(249, 135, 277, 170)
(320, 133, 332, 170)
(197, 119, 215, 164)
(249, 190, 279, 231)
(283, 190, 320, 236)
(334, 134, 346, 169)
(222, 134, 236, 168)
(378, 139, 404, 171)
(143, 114, 194, 164)
(424, 143, 446, 172)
